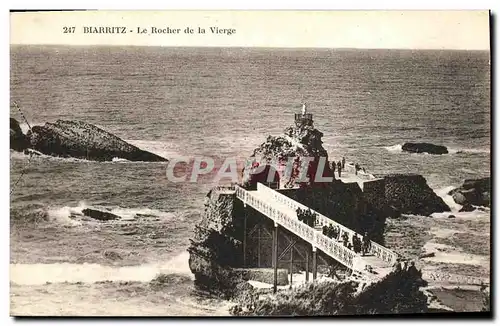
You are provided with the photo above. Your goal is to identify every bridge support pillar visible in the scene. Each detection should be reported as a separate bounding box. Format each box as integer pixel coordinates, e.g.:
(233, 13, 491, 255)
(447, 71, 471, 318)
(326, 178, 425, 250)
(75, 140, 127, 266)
(243, 210, 247, 267)
(305, 250, 309, 282)
(273, 223, 279, 293)
(289, 243, 294, 289)
(312, 246, 317, 281)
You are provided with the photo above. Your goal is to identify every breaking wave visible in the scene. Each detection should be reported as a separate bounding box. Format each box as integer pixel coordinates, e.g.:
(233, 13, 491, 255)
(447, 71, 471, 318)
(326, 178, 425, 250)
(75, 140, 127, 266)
(10, 252, 193, 285)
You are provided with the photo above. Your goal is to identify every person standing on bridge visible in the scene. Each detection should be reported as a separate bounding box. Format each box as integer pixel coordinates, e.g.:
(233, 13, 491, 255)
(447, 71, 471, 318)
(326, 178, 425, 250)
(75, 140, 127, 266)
(337, 160, 342, 178)
(342, 157, 346, 169)
(342, 232, 349, 247)
(331, 161, 336, 176)
(362, 232, 372, 256)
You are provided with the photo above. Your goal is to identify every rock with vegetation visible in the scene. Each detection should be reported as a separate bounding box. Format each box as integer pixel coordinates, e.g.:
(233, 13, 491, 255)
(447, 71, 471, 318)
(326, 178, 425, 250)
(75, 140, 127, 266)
(26, 120, 167, 162)
(230, 261, 428, 316)
(402, 142, 448, 155)
(375, 174, 451, 216)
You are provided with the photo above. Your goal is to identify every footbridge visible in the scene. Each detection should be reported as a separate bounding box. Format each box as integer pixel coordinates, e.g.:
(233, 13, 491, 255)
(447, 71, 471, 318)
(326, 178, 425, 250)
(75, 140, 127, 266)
(223, 182, 400, 291)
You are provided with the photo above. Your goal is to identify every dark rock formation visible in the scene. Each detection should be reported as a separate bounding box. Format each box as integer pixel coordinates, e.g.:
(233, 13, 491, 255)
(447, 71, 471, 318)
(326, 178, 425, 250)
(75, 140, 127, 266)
(375, 174, 451, 216)
(230, 261, 428, 316)
(402, 142, 448, 155)
(82, 208, 121, 221)
(26, 120, 167, 162)
(188, 189, 247, 299)
(10, 118, 29, 152)
(459, 203, 475, 212)
(449, 177, 490, 207)
(242, 115, 334, 189)
(447, 215, 456, 219)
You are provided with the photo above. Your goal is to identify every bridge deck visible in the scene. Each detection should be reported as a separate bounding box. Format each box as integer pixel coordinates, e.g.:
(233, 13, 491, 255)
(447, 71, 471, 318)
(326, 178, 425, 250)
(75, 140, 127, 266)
(234, 183, 398, 280)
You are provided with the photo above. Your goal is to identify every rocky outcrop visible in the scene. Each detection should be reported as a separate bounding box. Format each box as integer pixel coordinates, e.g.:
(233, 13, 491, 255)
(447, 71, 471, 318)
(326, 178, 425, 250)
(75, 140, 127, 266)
(375, 174, 450, 216)
(188, 189, 247, 299)
(402, 142, 448, 155)
(231, 261, 428, 316)
(26, 120, 167, 162)
(242, 115, 334, 189)
(82, 208, 121, 221)
(10, 118, 29, 152)
(449, 177, 490, 207)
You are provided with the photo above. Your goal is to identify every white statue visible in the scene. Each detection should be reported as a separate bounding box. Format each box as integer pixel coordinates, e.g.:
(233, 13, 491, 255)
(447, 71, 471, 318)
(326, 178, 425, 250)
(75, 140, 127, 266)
(302, 103, 307, 115)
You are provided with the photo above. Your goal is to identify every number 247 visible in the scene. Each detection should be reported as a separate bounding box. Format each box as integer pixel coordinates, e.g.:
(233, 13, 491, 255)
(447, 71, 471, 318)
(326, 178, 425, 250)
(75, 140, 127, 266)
(63, 27, 75, 33)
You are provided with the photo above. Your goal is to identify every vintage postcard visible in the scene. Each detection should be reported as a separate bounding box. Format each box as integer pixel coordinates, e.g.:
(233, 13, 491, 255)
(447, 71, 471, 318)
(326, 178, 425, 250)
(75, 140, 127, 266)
(9, 10, 491, 316)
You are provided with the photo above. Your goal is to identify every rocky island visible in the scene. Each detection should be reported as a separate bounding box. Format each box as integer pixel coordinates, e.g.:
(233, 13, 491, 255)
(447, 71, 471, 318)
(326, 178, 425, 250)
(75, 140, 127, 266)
(188, 109, 454, 315)
(9, 118, 167, 162)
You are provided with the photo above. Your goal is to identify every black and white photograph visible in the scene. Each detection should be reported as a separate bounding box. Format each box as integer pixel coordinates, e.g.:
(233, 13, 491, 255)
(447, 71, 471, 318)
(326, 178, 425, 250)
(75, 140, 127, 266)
(8, 10, 491, 316)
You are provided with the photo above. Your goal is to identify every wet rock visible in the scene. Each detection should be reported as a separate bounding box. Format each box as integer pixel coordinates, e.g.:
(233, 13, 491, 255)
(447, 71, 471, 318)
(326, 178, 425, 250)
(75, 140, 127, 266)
(419, 252, 435, 259)
(449, 177, 490, 207)
(448, 215, 456, 219)
(459, 203, 475, 212)
(10, 118, 29, 152)
(26, 120, 168, 162)
(82, 208, 121, 221)
(402, 142, 448, 155)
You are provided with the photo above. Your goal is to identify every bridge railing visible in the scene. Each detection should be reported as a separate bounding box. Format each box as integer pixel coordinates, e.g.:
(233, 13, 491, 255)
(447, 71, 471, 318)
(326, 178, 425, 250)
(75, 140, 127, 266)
(236, 185, 357, 270)
(254, 182, 399, 265)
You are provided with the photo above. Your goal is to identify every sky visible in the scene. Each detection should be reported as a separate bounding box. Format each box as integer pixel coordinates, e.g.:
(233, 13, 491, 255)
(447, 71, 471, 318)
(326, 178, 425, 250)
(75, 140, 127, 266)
(10, 10, 490, 50)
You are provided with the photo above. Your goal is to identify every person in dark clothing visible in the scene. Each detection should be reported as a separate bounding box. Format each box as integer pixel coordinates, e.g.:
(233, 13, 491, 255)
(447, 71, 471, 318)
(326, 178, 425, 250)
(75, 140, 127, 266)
(342, 157, 346, 169)
(342, 232, 349, 247)
(362, 232, 372, 256)
(352, 234, 362, 254)
(355, 163, 360, 175)
(337, 161, 342, 177)
(331, 161, 336, 175)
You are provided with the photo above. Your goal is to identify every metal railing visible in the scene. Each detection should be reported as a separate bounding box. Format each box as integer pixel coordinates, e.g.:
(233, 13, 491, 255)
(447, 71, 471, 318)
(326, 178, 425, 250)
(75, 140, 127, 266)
(246, 183, 399, 265)
(236, 185, 357, 270)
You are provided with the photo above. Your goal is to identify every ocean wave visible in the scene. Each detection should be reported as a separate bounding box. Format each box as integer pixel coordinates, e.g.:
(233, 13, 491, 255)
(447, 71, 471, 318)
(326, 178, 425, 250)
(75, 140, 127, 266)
(125, 139, 182, 160)
(10, 252, 194, 285)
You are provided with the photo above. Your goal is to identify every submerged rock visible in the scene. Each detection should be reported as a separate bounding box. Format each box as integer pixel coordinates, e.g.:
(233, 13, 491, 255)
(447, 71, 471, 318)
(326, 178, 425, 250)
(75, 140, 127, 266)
(82, 208, 120, 221)
(10, 118, 29, 152)
(449, 177, 490, 207)
(26, 120, 168, 162)
(402, 142, 448, 155)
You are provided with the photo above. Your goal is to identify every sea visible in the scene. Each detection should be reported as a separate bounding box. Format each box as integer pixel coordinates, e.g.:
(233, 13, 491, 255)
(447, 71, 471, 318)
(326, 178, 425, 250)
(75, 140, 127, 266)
(9, 45, 490, 315)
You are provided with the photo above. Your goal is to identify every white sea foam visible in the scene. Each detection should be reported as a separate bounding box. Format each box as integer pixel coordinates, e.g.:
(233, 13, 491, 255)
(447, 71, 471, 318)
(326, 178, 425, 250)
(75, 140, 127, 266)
(384, 144, 403, 153)
(10, 252, 193, 285)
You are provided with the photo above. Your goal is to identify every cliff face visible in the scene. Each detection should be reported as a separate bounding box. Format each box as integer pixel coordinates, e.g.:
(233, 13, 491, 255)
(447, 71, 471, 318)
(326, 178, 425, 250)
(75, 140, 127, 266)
(187, 189, 247, 298)
(26, 120, 167, 162)
(242, 116, 334, 189)
(10, 118, 29, 152)
(376, 174, 450, 216)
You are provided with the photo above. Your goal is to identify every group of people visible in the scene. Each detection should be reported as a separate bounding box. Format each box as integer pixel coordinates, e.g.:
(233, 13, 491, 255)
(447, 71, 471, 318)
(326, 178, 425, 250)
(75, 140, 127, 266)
(331, 157, 346, 178)
(322, 223, 373, 256)
(341, 231, 372, 256)
(322, 224, 341, 240)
